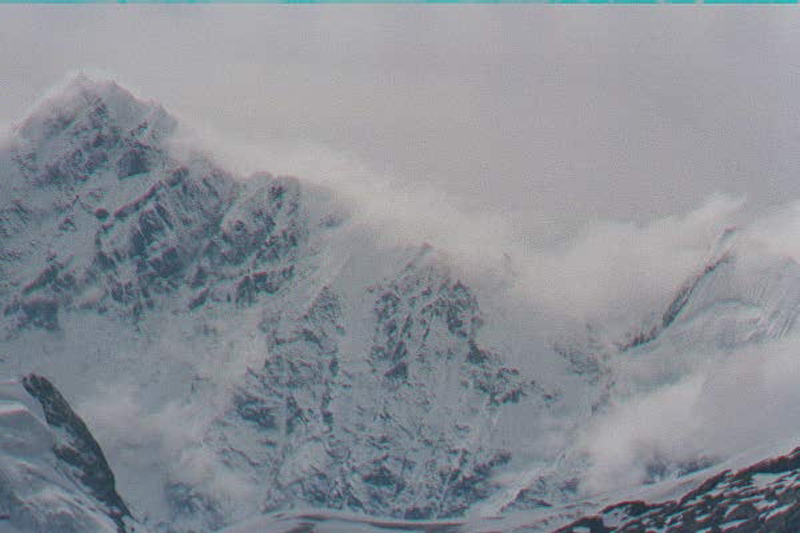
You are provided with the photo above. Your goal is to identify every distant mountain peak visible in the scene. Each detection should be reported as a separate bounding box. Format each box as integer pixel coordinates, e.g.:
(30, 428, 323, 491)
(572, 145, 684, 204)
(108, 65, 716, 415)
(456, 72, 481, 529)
(16, 73, 175, 148)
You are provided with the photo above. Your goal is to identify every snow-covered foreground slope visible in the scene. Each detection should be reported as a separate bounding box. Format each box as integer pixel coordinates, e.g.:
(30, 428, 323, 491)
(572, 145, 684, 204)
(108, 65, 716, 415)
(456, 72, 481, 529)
(0, 375, 134, 532)
(4, 75, 800, 531)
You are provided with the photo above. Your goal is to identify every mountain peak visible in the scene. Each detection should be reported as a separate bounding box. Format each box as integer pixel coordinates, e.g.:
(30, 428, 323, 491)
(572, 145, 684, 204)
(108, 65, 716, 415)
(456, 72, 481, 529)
(16, 73, 176, 146)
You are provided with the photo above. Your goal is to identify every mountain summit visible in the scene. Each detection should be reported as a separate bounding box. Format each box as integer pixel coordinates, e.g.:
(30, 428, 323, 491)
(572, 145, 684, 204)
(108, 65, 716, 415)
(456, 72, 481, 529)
(16, 74, 174, 145)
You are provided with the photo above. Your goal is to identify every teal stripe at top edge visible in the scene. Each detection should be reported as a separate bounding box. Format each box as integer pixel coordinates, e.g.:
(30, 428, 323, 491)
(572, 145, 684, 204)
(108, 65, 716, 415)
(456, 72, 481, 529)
(1, 0, 798, 4)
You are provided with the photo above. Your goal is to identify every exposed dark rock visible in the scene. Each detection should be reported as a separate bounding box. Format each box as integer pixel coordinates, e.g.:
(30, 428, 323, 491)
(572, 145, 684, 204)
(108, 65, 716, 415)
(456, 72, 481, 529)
(738, 446, 800, 477)
(234, 393, 277, 430)
(166, 482, 223, 531)
(619, 252, 733, 352)
(116, 144, 151, 178)
(235, 275, 255, 306)
(23, 264, 60, 295)
(363, 465, 404, 490)
(19, 298, 60, 330)
(188, 288, 209, 311)
(21, 374, 131, 532)
(558, 445, 800, 533)
(384, 361, 408, 380)
(556, 516, 614, 533)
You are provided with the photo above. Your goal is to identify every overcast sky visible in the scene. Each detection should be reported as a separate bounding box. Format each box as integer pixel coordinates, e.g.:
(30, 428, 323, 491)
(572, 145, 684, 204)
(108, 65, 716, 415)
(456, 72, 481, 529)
(2, 7, 800, 236)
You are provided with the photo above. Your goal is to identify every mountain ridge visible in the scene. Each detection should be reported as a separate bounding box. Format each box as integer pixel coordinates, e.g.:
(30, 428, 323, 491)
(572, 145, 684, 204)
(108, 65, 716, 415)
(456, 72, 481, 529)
(0, 374, 135, 533)
(3, 76, 800, 532)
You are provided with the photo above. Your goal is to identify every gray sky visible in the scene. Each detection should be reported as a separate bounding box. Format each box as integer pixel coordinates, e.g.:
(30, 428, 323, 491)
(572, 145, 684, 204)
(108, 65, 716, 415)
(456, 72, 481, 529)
(2, 7, 800, 235)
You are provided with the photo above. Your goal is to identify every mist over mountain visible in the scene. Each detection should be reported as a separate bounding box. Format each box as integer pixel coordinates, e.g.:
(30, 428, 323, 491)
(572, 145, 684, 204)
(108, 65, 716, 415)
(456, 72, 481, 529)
(3, 76, 800, 532)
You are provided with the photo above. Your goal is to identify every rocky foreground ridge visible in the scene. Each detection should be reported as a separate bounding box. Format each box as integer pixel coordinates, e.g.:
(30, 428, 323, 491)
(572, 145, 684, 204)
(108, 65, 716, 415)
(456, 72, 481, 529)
(0, 374, 132, 532)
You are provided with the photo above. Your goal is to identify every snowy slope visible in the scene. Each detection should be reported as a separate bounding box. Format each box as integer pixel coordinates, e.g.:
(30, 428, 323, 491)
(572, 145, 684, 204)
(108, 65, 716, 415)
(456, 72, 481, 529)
(0, 375, 135, 533)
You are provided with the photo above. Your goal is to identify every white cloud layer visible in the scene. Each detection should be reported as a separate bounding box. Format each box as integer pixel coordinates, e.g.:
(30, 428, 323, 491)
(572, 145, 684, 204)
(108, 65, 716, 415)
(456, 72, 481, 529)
(580, 333, 800, 496)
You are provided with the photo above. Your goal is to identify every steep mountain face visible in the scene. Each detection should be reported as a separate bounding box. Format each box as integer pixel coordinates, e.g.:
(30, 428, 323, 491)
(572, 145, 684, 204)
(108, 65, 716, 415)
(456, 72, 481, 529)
(5, 76, 800, 532)
(617, 239, 800, 356)
(0, 76, 301, 332)
(212, 250, 535, 522)
(0, 77, 585, 531)
(0, 375, 133, 533)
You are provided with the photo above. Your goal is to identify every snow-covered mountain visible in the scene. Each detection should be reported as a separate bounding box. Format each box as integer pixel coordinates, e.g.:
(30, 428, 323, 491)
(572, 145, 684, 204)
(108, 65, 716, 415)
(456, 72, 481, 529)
(3, 75, 800, 532)
(0, 76, 588, 530)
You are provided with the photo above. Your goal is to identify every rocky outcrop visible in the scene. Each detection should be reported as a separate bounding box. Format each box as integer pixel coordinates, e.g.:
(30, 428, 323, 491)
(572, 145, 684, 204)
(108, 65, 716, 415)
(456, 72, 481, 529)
(557, 447, 800, 533)
(0, 376, 133, 532)
(22, 374, 132, 532)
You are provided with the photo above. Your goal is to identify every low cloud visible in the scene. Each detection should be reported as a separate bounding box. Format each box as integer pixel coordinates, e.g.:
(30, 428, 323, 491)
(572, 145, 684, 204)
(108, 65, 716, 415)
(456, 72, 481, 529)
(170, 111, 745, 334)
(580, 312, 800, 497)
(79, 381, 259, 522)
